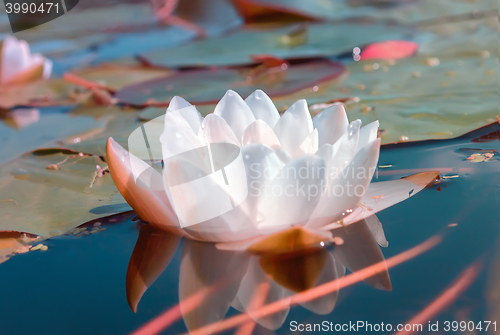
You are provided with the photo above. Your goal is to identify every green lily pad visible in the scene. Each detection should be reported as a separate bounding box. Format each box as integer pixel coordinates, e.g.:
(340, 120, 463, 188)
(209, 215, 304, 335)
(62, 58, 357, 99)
(115, 59, 346, 105)
(7, 2, 156, 57)
(0, 79, 70, 109)
(304, 54, 497, 143)
(63, 110, 143, 156)
(70, 64, 173, 91)
(417, 16, 497, 58)
(233, 0, 496, 24)
(370, 0, 497, 24)
(345, 93, 497, 143)
(0, 150, 130, 237)
(0, 108, 112, 165)
(0, 62, 173, 109)
(141, 21, 412, 68)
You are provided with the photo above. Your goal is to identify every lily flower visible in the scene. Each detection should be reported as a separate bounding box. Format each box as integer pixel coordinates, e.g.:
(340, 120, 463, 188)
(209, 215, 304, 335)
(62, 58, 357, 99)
(106, 89, 438, 249)
(0, 35, 52, 85)
(127, 216, 391, 333)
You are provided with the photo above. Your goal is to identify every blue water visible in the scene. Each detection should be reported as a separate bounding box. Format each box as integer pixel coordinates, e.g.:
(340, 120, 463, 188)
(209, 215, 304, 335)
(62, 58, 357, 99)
(0, 123, 497, 335)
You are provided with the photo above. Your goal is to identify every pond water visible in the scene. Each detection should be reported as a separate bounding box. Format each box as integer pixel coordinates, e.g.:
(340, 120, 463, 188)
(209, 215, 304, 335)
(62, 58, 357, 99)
(0, 1, 498, 334)
(0, 123, 497, 335)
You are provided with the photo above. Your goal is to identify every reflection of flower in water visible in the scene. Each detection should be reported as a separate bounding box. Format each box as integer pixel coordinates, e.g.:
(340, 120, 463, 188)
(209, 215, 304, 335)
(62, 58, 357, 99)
(127, 215, 391, 334)
(107, 89, 438, 250)
(0, 36, 52, 85)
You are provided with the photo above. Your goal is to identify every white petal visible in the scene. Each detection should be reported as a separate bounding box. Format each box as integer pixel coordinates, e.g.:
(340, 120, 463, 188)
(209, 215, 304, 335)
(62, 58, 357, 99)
(163, 149, 254, 238)
(308, 138, 380, 229)
(106, 138, 180, 230)
(257, 154, 326, 234)
(241, 144, 285, 225)
(128, 114, 164, 165)
(199, 114, 240, 145)
(316, 143, 334, 162)
(1, 36, 28, 83)
(242, 119, 281, 147)
(0, 36, 50, 84)
(299, 252, 340, 315)
(179, 240, 249, 334)
(312, 103, 348, 147)
(165, 143, 274, 241)
(332, 171, 440, 227)
(161, 109, 205, 159)
(332, 219, 392, 291)
(273, 147, 292, 165)
(358, 121, 379, 150)
(293, 129, 318, 158)
(245, 89, 280, 128)
(168, 96, 203, 134)
(273, 99, 313, 156)
(234, 256, 290, 330)
(365, 215, 388, 247)
(183, 144, 284, 240)
(327, 119, 362, 177)
(214, 90, 256, 141)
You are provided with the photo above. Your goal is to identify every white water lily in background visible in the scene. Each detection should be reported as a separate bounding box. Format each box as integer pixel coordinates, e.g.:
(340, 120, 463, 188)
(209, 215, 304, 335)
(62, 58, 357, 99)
(107, 89, 438, 249)
(0, 35, 52, 85)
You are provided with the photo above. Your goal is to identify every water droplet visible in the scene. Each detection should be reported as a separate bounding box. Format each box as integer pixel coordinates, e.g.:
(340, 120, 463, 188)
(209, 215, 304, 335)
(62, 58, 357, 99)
(244, 154, 250, 160)
(175, 132, 183, 139)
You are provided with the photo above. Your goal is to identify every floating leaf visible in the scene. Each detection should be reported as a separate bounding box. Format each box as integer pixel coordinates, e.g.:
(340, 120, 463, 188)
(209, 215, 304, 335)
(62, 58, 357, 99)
(141, 21, 412, 67)
(304, 54, 497, 143)
(0, 151, 130, 236)
(417, 16, 497, 58)
(0, 78, 70, 109)
(69, 64, 173, 91)
(231, 0, 496, 24)
(0, 107, 113, 165)
(63, 110, 143, 156)
(116, 59, 345, 106)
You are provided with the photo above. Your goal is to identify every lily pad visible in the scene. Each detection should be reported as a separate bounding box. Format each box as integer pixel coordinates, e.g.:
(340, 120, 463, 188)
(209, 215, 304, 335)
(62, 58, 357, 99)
(69, 64, 173, 91)
(3, 0, 241, 66)
(63, 110, 143, 156)
(291, 54, 497, 143)
(140, 21, 412, 67)
(232, 0, 496, 24)
(0, 150, 130, 237)
(0, 78, 70, 109)
(115, 59, 346, 106)
(417, 16, 497, 58)
(370, 0, 497, 24)
(0, 107, 113, 165)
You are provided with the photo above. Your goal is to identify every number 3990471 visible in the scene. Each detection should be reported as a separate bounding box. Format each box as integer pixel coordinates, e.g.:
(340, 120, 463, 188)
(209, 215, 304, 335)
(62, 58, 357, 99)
(5, 2, 59, 14)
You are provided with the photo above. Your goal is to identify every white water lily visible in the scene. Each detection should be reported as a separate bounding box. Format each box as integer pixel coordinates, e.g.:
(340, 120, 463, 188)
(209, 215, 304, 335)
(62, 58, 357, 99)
(127, 217, 391, 332)
(106, 89, 438, 249)
(0, 35, 52, 85)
